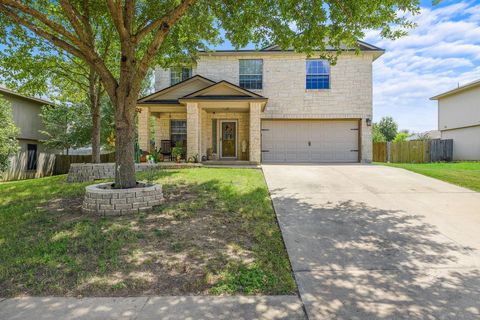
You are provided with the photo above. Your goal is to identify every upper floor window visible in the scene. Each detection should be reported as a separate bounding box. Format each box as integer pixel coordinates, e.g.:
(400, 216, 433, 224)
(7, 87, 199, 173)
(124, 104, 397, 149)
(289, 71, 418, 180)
(170, 67, 192, 85)
(239, 59, 263, 90)
(306, 60, 330, 89)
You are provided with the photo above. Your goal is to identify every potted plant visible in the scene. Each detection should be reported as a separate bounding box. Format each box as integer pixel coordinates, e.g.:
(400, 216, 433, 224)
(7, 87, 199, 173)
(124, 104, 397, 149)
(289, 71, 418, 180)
(172, 146, 183, 163)
(146, 154, 155, 164)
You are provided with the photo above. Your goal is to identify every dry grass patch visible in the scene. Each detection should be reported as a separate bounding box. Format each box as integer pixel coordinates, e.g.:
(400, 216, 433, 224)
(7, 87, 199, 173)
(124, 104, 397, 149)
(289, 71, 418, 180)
(0, 169, 296, 297)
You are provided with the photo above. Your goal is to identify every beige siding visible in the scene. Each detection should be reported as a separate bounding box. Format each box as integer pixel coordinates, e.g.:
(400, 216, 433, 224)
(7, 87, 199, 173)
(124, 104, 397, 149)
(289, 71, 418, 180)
(2, 140, 55, 181)
(2, 92, 47, 141)
(441, 126, 480, 160)
(438, 86, 480, 131)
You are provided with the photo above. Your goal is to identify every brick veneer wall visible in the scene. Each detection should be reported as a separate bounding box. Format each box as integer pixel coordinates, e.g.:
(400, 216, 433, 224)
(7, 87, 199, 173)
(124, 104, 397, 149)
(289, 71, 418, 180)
(82, 182, 164, 215)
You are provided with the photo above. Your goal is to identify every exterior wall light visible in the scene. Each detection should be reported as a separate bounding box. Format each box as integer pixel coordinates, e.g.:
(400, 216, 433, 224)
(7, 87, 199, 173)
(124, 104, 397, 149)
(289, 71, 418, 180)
(366, 118, 372, 126)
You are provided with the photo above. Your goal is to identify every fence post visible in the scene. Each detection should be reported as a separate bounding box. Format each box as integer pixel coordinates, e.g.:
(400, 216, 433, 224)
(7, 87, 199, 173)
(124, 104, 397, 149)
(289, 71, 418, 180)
(386, 142, 391, 162)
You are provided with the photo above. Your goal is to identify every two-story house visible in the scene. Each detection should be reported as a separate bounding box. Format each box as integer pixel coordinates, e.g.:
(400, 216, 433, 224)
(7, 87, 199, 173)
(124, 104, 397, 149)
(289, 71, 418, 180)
(430, 79, 480, 160)
(0, 87, 55, 181)
(137, 41, 384, 163)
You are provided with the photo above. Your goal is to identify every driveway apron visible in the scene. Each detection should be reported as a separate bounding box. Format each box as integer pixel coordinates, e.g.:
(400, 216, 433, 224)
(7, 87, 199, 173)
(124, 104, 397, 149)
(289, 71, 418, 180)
(262, 164, 480, 320)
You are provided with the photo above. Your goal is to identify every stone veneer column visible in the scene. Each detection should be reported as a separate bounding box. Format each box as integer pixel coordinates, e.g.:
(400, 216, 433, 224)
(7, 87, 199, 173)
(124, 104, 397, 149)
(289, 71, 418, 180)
(137, 107, 151, 152)
(249, 102, 262, 163)
(186, 103, 200, 159)
(154, 115, 162, 150)
(361, 117, 373, 163)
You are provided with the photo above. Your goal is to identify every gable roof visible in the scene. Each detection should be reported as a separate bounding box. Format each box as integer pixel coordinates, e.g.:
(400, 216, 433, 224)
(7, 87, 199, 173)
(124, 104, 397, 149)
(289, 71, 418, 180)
(182, 80, 265, 99)
(260, 40, 383, 52)
(0, 86, 52, 106)
(138, 75, 215, 103)
(200, 40, 384, 54)
(138, 76, 267, 106)
(430, 79, 480, 100)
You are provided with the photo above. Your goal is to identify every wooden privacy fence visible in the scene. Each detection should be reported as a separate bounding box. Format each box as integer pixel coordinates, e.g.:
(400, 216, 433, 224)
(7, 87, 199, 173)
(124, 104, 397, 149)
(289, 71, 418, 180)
(54, 152, 115, 175)
(373, 139, 453, 163)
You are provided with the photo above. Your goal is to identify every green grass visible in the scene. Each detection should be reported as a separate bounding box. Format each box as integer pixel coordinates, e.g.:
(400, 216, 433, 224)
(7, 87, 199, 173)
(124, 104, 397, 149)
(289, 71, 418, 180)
(377, 162, 480, 192)
(0, 168, 296, 297)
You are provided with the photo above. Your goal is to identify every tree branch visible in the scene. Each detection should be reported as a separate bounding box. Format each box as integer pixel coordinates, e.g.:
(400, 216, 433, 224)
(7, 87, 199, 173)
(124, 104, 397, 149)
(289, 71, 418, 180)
(0, 2, 119, 100)
(124, 0, 136, 35)
(106, 0, 129, 40)
(1, 0, 79, 45)
(58, 0, 90, 44)
(134, 0, 197, 89)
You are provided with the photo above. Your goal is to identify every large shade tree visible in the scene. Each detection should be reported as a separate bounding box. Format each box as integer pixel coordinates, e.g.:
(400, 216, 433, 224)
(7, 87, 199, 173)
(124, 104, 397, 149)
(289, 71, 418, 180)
(0, 0, 420, 188)
(0, 96, 19, 175)
(0, 16, 116, 163)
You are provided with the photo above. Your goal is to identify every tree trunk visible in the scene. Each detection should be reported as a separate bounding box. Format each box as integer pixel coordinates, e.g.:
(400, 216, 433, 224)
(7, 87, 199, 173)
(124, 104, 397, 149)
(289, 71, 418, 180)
(89, 69, 102, 164)
(113, 95, 137, 188)
(91, 103, 101, 163)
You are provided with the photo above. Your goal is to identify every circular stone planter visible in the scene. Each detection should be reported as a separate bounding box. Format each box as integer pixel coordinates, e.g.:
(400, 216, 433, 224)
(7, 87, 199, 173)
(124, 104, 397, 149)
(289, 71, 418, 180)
(82, 182, 164, 216)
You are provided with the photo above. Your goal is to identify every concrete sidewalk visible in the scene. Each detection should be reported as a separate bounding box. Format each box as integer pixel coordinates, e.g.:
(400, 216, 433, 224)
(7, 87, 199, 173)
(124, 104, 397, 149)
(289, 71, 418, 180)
(0, 296, 305, 320)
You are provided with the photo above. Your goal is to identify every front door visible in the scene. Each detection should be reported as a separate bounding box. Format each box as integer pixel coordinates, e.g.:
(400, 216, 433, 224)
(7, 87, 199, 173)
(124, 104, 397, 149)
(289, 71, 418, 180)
(221, 121, 237, 158)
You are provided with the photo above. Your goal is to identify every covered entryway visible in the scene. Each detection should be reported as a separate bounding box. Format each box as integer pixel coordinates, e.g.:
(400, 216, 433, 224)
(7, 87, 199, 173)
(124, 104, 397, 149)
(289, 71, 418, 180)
(261, 119, 359, 163)
(137, 75, 267, 163)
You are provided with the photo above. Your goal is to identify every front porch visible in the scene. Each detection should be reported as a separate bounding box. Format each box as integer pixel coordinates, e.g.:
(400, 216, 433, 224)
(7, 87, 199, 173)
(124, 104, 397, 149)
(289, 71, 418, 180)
(137, 76, 267, 163)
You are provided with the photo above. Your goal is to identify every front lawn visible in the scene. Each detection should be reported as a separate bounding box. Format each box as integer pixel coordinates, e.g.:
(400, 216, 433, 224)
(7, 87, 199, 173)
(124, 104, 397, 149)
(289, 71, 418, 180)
(0, 168, 296, 297)
(378, 162, 480, 192)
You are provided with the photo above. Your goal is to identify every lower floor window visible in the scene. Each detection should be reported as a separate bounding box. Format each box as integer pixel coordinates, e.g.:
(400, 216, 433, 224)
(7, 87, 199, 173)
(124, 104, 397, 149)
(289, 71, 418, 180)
(170, 120, 187, 148)
(27, 144, 37, 170)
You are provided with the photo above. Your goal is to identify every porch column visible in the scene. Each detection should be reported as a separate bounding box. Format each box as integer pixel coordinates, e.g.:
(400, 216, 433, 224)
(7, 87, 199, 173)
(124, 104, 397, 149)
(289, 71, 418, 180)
(187, 102, 200, 159)
(154, 115, 162, 150)
(137, 107, 151, 152)
(249, 102, 262, 163)
(360, 117, 373, 163)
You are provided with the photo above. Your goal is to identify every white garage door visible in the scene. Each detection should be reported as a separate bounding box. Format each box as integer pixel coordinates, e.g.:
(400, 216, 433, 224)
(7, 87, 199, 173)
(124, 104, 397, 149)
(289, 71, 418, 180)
(261, 120, 359, 163)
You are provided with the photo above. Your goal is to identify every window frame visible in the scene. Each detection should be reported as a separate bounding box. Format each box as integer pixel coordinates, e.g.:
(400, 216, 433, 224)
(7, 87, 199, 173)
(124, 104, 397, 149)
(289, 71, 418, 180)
(239, 59, 263, 90)
(170, 67, 192, 86)
(306, 59, 330, 90)
(170, 119, 187, 148)
(27, 143, 38, 171)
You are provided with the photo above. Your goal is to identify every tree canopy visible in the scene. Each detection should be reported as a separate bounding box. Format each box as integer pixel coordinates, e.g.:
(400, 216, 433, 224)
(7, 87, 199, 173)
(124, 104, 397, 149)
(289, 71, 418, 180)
(40, 103, 92, 154)
(0, 0, 421, 187)
(376, 116, 399, 142)
(0, 96, 19, 174)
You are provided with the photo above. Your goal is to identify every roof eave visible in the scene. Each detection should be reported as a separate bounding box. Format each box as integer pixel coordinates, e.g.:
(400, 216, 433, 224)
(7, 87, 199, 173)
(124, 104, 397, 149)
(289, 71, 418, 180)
(430, 80, 480, 100)
(0, 87, 53, 106)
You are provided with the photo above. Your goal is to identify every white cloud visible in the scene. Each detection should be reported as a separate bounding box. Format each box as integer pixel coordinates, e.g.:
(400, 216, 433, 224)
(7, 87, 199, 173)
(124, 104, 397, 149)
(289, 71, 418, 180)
(365, 1, 480, 132)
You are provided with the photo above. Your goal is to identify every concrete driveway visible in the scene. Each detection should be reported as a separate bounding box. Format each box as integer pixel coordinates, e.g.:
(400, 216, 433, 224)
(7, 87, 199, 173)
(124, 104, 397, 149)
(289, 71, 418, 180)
(262, 164, 480, 320)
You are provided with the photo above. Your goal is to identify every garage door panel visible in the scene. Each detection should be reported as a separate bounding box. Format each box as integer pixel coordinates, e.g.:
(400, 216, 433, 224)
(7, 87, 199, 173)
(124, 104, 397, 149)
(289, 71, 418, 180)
(261, 120, 359, 163)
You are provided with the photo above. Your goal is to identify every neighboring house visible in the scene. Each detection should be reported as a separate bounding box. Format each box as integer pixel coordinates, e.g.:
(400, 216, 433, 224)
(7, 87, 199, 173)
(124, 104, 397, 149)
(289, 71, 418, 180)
(408, 130, 441, 141)
(0, 87, 55, 181)
(430, 79, 480, 160)
(137, 41, 384, 163)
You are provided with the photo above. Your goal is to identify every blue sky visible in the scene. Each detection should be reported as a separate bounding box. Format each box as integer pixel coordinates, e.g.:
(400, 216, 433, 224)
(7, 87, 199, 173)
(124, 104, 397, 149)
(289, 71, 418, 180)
(2, 1, 479, 133)
(216, 0, 480, 132)
(364, 0, 480, 132)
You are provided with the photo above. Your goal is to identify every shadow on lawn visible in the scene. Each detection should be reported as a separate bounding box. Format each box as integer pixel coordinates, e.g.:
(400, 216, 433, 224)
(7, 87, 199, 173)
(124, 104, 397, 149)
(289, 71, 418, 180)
(0, 171, 295, 298)
(270, 190, 480, 319)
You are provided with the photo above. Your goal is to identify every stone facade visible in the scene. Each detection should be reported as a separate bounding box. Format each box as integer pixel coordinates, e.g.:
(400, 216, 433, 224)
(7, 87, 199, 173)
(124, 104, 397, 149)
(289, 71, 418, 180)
(155, 53, 373, 117)
(67, 163, 201, 183)
(152, 51, 377, 162)
(82, 182, 164, 216)
(154, 113, 187, 148)
(186, 103, 200, 159)
(249, 103, 262, 163)
(138, 107, 151, 151)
